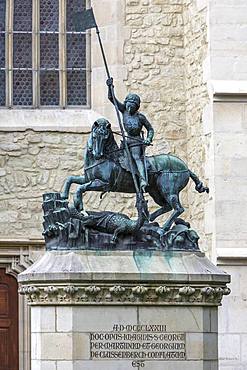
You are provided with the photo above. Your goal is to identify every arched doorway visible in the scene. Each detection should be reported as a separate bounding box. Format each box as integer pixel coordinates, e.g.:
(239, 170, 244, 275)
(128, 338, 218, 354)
(0, 268, 19, 370)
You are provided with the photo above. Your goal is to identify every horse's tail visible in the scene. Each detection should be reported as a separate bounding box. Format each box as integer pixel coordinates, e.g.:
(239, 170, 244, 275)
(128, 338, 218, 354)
(189, 170, 209, 194)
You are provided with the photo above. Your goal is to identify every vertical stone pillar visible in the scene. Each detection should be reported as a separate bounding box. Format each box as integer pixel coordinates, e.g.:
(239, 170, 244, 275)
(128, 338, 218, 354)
(19, 250, 230, 370)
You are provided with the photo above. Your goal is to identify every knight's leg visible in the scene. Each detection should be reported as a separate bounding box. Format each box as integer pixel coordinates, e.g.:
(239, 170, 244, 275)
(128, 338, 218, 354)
(131, 146, 147, 191)
(61, 175, 86, 199)
(163, 194, 184, 231)
(74, 179, 110, 210)
(135, 159, 148, 191)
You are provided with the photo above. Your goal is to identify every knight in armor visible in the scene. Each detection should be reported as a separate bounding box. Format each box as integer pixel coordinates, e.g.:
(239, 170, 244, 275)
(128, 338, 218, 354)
(106, 78, 154, 192)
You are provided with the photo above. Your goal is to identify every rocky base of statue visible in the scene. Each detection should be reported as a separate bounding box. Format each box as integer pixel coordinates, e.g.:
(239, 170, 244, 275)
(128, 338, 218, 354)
(42, 192, 200, 251)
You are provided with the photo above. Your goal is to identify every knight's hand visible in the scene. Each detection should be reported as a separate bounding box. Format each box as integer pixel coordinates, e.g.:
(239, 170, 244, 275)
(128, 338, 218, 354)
(144, 139, 151, 146)
(106, 77, 114, 87)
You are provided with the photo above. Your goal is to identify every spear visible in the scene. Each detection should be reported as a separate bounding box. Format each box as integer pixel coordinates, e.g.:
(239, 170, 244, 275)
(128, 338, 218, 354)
(73, 7, 143, 199)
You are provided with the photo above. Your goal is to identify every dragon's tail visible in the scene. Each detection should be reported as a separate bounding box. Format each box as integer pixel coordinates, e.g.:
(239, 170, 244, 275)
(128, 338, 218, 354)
(189, 170, 209, 194)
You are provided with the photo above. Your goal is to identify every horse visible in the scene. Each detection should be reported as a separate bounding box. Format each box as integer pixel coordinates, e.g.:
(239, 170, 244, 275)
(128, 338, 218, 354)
(61, 118, 209, 231)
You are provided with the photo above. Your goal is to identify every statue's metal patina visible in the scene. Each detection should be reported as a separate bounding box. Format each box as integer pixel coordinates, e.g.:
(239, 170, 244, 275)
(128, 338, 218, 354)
(42, 192, 200, 251)
(41, 7, 209, 251)
(107, 77, 154, 192)
(61, 118, 208, 232)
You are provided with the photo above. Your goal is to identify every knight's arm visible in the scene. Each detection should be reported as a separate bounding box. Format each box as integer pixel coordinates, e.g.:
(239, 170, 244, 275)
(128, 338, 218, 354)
(106, 78, 125, 113)
(141, 114, 154, 143)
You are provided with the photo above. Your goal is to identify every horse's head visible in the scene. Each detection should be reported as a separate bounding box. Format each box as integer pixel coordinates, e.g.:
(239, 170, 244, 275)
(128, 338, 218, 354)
(91, 118, 112, 160)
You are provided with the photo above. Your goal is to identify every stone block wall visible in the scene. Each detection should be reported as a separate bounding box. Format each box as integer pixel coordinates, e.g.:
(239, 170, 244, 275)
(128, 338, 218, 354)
(0, 0, 209, 245)
(0, 131, 136, 239)
(219, 264, 247, 370)
(183, 0, 209, 251)
(205, 1, 247, 368)
(213, 103, 247, 253)
(210, 0, 247, 81)
(125, 0, 186, 158)
(30, 304, 219, 369)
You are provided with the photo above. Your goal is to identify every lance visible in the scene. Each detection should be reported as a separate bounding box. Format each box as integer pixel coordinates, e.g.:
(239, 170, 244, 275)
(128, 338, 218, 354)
(73, 7, 143, 199)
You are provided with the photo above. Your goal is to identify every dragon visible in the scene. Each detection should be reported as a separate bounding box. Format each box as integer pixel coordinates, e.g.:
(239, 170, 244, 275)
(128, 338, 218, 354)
(68, 194, 148, 244)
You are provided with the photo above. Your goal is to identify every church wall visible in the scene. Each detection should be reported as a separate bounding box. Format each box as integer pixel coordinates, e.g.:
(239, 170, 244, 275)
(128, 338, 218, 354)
(206, 1, 247, 369)
(183, 0, 209, 252)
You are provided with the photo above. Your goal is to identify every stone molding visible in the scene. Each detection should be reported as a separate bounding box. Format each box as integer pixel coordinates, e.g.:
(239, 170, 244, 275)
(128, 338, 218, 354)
(0, 247, 33, 277)
(19, 282, 230, 306)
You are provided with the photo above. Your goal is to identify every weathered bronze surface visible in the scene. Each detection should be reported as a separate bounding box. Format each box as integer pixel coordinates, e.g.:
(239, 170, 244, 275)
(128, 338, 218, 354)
(61, 118, 208, 232)
(107, 77, 154, 192)
(43, 192, 200, 251)
(42, 7, 209, 251)
(41, 116, 209, 251)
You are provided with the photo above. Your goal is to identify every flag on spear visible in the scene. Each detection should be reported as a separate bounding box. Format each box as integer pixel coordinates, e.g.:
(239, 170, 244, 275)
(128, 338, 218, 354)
(73, 8, 97, 32)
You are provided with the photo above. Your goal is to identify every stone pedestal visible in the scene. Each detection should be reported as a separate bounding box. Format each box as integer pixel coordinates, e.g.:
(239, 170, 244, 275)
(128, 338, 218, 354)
(18, 250, 230, 370)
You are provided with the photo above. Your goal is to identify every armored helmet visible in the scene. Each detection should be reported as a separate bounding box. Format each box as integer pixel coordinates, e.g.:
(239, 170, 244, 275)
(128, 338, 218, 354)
(124, 93, 141, 109)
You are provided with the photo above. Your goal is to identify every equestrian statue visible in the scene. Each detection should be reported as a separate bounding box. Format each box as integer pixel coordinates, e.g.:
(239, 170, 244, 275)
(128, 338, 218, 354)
(42, 7, 209, 251)
(60, 114, 209, 233)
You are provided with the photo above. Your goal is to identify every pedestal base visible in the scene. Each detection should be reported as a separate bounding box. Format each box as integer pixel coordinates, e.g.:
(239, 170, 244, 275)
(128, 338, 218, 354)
(18, 250, 230, 370)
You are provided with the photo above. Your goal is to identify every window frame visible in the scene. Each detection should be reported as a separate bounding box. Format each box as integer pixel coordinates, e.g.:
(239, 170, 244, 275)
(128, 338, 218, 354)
(0, 0, 91, 109)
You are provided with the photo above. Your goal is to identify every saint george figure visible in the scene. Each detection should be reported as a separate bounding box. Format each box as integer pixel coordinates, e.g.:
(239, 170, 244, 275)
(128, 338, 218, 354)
(106, 77, 154, 192)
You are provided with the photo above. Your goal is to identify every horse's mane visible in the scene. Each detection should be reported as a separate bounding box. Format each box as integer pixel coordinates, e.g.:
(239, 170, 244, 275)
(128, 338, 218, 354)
(104, 130, 122, 160)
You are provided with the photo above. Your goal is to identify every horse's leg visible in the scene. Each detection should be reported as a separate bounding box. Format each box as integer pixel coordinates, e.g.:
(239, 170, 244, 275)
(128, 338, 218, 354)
(163, 194, 184, 231)
(148, 186, 171, 221)
(61, 175, 86, 199)
(150, 204, 172, 222)
(150, 171, 188, 225)
(74, 179, 110, 210)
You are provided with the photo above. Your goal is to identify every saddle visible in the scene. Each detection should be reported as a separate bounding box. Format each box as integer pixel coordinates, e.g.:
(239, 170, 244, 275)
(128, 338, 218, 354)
(118, 154, 138, 175)
(117, 153, 173, 174)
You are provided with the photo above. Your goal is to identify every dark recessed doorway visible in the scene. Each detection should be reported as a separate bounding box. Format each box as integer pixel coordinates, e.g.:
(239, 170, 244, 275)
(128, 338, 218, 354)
(0, 268, 19, 370)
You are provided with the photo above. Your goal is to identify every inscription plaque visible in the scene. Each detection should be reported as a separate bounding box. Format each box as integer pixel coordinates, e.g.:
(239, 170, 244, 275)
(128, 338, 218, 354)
(89, 324, 186, 366)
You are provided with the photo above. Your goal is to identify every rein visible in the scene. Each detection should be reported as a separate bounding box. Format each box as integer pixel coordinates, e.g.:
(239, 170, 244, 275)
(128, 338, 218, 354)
(112, 131, 153, 146)
(84, 159, 107, 172)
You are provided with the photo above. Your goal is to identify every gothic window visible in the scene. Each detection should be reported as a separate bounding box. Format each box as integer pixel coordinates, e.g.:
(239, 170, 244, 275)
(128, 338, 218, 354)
(0, 0, 6, 106)
(0, 0, 89, 108)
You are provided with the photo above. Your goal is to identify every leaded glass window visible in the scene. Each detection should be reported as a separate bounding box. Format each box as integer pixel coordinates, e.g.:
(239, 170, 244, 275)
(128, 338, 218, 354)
(0, 0, 6, 106)
(0, 0, 89, 108)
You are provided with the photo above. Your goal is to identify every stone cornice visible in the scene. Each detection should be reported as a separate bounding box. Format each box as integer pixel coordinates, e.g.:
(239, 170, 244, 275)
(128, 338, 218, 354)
(19, 282, 231, 306)
(18, 250, 231, 306)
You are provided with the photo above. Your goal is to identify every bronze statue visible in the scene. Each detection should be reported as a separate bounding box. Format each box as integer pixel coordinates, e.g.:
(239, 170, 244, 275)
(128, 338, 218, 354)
(61, 118, 209, 232)
(107, 77, 154, 192)
(42, 192, 200, 251)
(42, 7, 209, 251)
